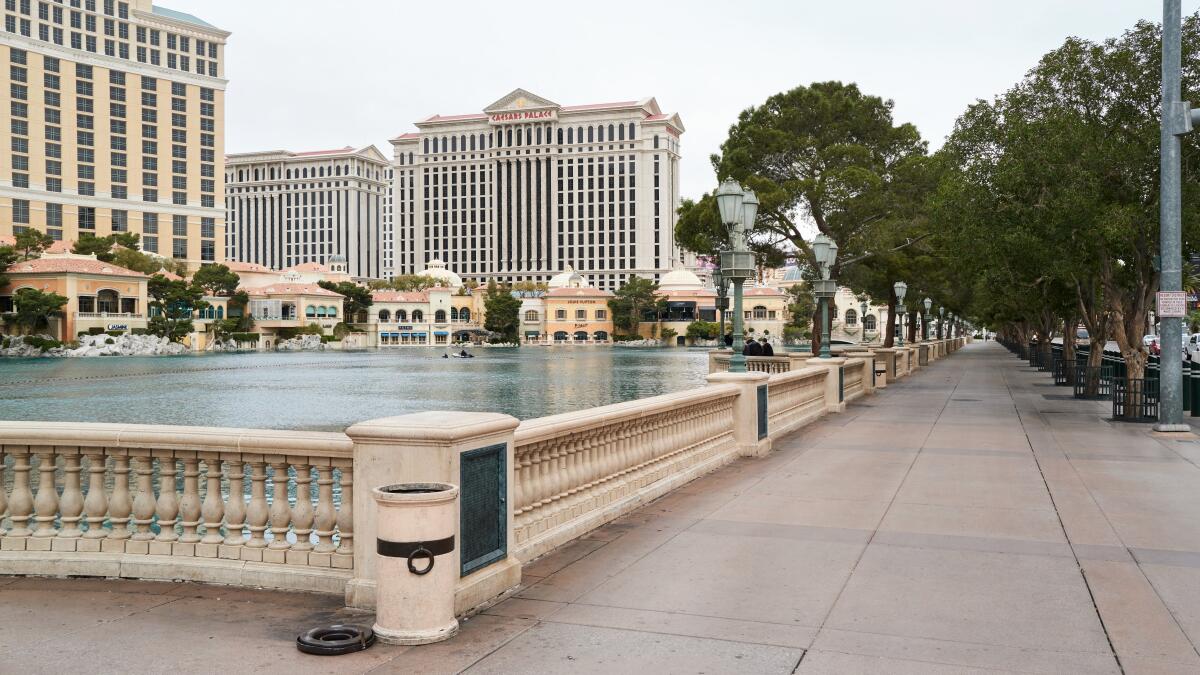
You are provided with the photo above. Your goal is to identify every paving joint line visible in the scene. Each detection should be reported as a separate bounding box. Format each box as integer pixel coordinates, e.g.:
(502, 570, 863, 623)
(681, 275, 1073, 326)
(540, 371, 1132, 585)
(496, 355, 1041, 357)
(1004, 358, 1125, 675)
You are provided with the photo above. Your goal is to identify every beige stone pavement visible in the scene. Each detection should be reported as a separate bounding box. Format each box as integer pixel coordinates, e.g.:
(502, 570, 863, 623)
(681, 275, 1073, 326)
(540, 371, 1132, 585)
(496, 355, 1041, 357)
(6, 342, 1200, 674)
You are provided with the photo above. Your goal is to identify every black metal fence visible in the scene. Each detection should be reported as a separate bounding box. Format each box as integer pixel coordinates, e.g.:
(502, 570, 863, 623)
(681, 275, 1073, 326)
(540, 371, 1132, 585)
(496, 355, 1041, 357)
(1112, 377, 1159, 422)
(1074, 364, 1113, 399)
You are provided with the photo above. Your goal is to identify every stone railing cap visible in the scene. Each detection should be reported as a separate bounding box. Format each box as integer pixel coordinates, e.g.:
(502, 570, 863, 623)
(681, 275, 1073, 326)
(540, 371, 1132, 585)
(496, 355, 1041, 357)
(346, 411, 519, 443)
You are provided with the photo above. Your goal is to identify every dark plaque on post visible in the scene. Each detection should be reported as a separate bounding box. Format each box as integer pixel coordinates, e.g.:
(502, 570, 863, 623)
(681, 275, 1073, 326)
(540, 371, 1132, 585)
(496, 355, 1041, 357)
(459, 443, 507, 576)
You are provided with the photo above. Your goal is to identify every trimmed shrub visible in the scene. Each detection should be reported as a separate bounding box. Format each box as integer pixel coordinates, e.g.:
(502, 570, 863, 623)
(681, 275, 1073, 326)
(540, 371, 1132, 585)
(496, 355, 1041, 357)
(87, 326, 105, 336)
(229, 332, 260, 343)
(131, 328, 149, 336)
(105, 330, 124, 337)
(25, 336, 63, 351)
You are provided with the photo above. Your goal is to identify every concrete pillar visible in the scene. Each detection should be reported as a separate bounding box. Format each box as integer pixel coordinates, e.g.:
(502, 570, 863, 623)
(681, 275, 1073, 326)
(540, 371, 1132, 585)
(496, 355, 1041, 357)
(805, 357, 849, 413)
(706, 371, 772, 457)
(344, 412, 522, 616)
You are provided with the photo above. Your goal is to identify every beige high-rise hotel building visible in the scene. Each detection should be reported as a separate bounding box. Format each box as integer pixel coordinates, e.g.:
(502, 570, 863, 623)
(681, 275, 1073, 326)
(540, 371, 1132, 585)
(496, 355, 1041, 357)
(390, 88, 687, 290)
(1, 0, 228, 268)
(224, 145, 390, 279)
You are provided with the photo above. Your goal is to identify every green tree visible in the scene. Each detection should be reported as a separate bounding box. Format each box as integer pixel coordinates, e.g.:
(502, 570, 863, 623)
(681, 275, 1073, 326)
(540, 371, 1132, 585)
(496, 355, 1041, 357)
(192, 263, 241, 297)
(0, 245, 18, 289)
(677, 81, 929, 353)
(607, 275, 664, 337)
(72, 233, 117, 262)
(15, 228, 54, 260)
(368, 274, 449, 292)
(483, 280, 520, 343)
(785, 282, 816, 340)
(318, 281, 370, 321)
(13, 287, 68, 334)
(685, 321, 720, 340)
(147, 274, 206, 342)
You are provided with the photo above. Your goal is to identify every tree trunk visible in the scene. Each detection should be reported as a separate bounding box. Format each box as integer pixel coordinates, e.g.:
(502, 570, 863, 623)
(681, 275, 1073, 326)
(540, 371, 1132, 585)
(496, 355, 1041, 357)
(906, 310, 919, 343)
(810, 302, 821, 356)
(884, 291, 897, 349)
(1062, 314, 1077, 385)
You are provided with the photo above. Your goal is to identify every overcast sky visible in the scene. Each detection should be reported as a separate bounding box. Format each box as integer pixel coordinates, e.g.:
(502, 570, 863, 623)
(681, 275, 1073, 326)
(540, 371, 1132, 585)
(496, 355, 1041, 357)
(169, 0, 1184, 201)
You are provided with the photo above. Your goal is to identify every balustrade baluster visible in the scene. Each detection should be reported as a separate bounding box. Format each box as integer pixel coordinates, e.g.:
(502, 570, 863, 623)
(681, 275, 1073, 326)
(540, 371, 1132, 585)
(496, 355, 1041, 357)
(513, 448, 529, 514)
(313, 466, 336, 553)
(0, 448, 6, 536)
(565, 437, 583, 497)
(154, 454, 180, 543)
(7, 447, 32, 537)
(245, 461, 269, 548)
(131, 455, 156, 541)
(56, 449, 84, 539)
(532, 445, 550, 508)
(179, 458, 201, 543)
(32, 447, 59, 538)
(82, 452, 108, 539)
(200, 457, 224, 546)
(268, 461, 292, 551)
(334, 463, 353, 555)
(291, 462, 314, 552)
(223, 458, 246, 546)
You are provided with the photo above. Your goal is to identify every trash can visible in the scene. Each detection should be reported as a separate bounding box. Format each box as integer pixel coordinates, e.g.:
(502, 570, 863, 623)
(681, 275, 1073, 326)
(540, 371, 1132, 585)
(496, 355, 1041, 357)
(372, 482, 460, 646)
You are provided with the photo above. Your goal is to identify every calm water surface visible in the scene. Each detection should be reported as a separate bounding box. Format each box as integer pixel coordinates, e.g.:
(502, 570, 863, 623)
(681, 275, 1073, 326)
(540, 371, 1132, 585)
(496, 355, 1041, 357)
(0, 347, 711, 431)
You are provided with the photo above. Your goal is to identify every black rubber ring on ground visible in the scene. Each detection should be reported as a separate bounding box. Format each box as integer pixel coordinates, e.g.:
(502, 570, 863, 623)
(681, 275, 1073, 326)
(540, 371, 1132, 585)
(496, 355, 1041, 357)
(296, 624, 376, 656)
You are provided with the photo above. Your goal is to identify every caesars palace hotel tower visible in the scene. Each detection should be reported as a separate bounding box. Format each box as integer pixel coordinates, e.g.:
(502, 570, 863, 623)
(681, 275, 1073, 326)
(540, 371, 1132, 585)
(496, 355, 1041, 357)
(389, 89, 688, 290)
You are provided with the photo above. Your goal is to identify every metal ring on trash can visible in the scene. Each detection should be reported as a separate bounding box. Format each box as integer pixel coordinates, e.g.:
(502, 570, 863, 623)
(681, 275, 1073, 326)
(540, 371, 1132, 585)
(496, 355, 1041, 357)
(408, 546, 435, 575)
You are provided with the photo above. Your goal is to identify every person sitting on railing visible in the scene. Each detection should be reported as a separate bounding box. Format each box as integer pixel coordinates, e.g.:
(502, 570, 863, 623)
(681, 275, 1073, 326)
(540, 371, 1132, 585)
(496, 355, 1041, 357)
(760, 337, 774, 357)
(744, 339, 763, 356)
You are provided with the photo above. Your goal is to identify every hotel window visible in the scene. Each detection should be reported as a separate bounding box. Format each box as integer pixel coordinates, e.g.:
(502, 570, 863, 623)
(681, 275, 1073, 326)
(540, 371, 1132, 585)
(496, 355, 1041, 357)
(46, 202, 62, 226)
(201, 239, 214, 262)
(172, 215, 187, 236)
(143, 235, 157, 252)
(200, 217, 215, 239)
(555, 309, 566, 320)
(12, 199, 30, 223)
(575, 309, 586, 320)
(142, 212, 158, 233)
(79, 206, 96, 229)
(111, 209, 127, 231)
(596, 309, 607, 320)
(172, 238, 187, 259)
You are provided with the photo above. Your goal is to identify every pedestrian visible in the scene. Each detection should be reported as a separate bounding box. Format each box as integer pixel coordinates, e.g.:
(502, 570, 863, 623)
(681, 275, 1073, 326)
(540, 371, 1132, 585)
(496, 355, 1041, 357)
(760, 337, 774, 356)
(744, 339, 763, 356)
(724, 332, 733, 348)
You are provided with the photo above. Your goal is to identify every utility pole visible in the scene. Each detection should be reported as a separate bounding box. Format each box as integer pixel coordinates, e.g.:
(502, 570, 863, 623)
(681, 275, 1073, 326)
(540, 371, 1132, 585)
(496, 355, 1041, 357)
(1157, 0, 1193, 432)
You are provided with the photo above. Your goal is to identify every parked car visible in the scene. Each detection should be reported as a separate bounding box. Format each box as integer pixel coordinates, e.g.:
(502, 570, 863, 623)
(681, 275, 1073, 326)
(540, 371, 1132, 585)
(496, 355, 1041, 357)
(1076, 327, 1089, 341)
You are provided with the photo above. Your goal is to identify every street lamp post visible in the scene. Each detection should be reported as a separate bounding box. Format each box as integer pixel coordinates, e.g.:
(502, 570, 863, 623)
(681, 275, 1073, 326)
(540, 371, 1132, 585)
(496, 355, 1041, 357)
(938, 306, 945, 340)
(716, 180, 758, 373)
(713, 266, 728, 342)
(894, 281, 908, 347)
(1159, 0, 1192, 431)
(859, 299, 869, 345)
(811, 234, 839, 358)
(923, 297, 932, 341)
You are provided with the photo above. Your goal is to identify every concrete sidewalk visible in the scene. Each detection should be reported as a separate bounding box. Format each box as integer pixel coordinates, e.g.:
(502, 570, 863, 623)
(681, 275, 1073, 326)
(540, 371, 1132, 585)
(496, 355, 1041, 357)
(5, 342, 1200, 673)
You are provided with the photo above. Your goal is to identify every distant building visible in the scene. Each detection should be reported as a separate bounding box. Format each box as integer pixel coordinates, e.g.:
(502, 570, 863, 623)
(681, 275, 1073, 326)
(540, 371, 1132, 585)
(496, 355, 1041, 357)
(0, 252, 150, 340)
(1, 0, 230, 270)
(224, 145, 390, 279)
(389, 88, 689, 291)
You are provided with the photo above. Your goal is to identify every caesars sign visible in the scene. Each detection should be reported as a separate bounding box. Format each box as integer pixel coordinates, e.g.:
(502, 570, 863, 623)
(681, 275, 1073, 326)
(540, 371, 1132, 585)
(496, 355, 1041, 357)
(489, 109, 557, 124)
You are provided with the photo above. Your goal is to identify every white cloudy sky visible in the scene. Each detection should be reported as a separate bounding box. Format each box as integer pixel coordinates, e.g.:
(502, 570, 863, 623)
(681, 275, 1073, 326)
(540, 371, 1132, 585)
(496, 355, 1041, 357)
(169, 0, 1182, 201)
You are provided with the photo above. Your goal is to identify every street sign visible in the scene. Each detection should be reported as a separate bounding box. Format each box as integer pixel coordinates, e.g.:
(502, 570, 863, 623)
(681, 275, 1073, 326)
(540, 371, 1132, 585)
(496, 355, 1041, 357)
(1158, 291, 1188, 317)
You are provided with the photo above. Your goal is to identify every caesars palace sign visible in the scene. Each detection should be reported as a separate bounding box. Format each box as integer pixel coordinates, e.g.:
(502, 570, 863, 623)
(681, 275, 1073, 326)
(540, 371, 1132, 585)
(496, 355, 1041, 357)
(489, 109, 557, 124)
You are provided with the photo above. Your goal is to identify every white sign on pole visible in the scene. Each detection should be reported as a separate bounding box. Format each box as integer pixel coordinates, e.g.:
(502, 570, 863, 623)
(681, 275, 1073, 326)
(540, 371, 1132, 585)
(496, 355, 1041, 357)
(1157, 291, 1188, 318)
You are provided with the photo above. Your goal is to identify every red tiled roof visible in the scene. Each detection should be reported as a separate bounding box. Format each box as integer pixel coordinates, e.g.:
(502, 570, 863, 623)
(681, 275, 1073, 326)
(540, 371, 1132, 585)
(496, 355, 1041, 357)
(225, 261, 274, 273)
(286, 261, 328, 272)
(395, 133, 420, 140)
(293, 147, 354, 157)
(422, 113, 489, 123)
(156, 270, 183, 281)
(545, 287, 613, 298)
(246, 283, 343, 297)
(561, 101, 639, 112)
(9, 255, 146, 278)
(745, 286, 787, 297)
(371, 291, 430, 302)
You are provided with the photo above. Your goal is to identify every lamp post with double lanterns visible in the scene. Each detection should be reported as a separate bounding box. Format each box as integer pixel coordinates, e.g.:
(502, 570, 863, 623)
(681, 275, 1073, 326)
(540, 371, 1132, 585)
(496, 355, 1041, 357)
(811, 233, 839, 358)
(923, 297, 932, 341)
(894, 281, 908, 347)
(860, 299, 869, 345)
(715, 179, 759, 373)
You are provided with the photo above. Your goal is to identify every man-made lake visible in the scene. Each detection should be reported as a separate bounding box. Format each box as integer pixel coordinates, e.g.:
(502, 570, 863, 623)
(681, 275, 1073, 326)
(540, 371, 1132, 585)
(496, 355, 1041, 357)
(0, 347, 711, 431)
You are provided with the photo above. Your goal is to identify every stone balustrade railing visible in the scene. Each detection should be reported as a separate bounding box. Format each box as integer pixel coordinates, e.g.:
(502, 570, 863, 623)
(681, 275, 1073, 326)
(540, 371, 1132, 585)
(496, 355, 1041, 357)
(511, 384, 741, 561)
(709, 352, 796, 374)
(0, 421, 353, 594)
(0, 337, 970, 614)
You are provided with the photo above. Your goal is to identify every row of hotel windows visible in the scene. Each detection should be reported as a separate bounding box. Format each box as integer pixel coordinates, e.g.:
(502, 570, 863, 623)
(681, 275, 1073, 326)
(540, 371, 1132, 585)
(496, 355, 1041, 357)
(525, 309, 608, 321)
(376, 308, 472, 323)
(419, 123, 638, 156)
(9, 198, 216, 260)
(7, 48, 217, 207)
(4, 0, 221, 77)
(229, 164, 387, 183)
